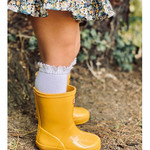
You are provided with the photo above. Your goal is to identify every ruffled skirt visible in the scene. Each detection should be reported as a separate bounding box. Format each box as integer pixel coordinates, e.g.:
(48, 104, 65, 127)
(8, 0, 115, 21)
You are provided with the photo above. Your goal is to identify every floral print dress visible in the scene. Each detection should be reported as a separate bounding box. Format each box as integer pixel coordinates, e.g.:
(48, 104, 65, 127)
(8, 0, 115, 21)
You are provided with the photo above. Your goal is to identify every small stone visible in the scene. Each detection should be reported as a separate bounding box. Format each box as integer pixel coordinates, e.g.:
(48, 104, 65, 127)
(126, 141, 139, 146)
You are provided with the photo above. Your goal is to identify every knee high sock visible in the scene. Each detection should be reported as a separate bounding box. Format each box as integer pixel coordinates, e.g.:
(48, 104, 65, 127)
(35, 58, 77, 94)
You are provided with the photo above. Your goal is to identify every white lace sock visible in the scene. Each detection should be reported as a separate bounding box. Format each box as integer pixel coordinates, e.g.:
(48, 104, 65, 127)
(35, 58, 77, 94)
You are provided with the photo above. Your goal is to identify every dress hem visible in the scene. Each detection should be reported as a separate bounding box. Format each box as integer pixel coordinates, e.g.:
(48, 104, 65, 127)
(8, 1, 116, 22)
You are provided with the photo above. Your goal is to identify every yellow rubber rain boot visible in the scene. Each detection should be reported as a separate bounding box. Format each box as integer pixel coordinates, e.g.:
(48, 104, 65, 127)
(33, 85, 101, 150)
(35, 71, 90, 125)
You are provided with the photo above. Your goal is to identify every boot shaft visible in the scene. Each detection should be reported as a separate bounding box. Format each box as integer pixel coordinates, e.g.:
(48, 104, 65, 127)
(33, 85, 76, 135)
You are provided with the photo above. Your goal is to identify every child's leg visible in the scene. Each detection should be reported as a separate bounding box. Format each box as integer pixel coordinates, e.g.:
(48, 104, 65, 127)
(29, 10, 80, 67)
(28, 10, 80, 93)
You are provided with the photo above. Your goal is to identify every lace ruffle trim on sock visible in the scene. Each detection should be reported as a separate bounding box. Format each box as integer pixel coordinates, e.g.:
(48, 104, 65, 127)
(37, 57, 77, 75)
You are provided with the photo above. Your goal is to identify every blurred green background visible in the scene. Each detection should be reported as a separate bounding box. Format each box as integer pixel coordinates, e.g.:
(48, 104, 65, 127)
(8, 0, 142, 105)
(8, 0, 142, 72)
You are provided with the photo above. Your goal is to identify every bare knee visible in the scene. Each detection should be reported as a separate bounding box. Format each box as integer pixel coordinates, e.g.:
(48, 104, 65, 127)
(41, 40, 77, 66)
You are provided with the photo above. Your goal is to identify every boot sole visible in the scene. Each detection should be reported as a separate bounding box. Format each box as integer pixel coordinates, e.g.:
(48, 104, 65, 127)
(36, 141, 101, 150)
(36, 141, 63, 150)
(75, 117, 89, 125)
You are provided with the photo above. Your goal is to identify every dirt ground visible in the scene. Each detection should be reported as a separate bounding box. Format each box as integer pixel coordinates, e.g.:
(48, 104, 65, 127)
(8, 64, 142, 150)
(8, 11, 142, 150)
